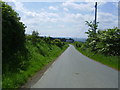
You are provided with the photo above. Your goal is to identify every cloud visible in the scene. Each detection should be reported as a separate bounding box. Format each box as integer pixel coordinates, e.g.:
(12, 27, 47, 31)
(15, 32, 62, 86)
(12, 1, 59, 22)
(6, 0, 118, 38)
(98, 12, 118, 29)
(63, 8, 69, 11)
(49, 6, 58, 10)
(58, 25, 65, 28)
(8, 0, 61, 35)
(2, 0, 120, 2)
(84, 0, 119, 2)
(112, 2, 118, 8)
(10, 0, 26, 11)
(62, 2, 94, 12)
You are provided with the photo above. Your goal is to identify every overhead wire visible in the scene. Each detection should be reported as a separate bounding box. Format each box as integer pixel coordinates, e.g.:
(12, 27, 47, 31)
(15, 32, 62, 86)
(89, 9, 94, 22)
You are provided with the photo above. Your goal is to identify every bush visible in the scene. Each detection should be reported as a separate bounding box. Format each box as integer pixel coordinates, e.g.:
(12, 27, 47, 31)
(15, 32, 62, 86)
(96, 27, 120, 55)
(74, 41, 83, 47)
(2, 1, 27, 72)
(51, 39, 65, 48)
(85, 27, 120, 56)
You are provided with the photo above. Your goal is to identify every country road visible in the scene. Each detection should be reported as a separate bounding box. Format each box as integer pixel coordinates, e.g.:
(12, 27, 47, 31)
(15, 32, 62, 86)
(31, 45, 118, 88)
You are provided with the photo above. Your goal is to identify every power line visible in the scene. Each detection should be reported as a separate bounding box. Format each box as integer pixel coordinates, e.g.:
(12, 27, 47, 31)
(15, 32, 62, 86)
(89, 9, 94, 21)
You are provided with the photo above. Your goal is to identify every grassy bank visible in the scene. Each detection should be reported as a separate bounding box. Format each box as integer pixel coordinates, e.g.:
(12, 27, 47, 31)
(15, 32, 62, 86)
(3, 40, 68, 88)
(73, 43, 120, 70)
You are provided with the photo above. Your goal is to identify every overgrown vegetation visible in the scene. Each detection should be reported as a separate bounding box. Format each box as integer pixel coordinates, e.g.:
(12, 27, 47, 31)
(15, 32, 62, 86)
(2, 2, 68, 88)
(2, 1, 27, 72)
(3, 36, 68, 88)
(73, 21, 120, 70)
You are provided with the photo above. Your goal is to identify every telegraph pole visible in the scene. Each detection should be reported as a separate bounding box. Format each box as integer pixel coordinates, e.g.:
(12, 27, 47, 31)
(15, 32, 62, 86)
(94, 2, 97, 33)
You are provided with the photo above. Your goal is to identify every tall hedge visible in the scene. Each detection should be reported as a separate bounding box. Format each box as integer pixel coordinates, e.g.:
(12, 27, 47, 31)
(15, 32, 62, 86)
(2, 1, 26, 71)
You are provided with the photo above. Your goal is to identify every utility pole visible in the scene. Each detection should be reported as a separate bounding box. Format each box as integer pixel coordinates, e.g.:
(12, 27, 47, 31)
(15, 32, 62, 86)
(94, 2, 97, 33)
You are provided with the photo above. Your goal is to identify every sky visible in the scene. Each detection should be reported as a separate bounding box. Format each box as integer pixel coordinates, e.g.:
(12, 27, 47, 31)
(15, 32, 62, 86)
(5, 0, 118, 38)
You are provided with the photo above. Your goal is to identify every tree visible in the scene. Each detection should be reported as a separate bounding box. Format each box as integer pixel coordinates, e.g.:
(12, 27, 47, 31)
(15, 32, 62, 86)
(85, 21, 99, 33)
(31, 31, 39, 45)
(85, 21, 120, 56)
(51, 39, 64, 48)
(96, 27, 120, 56)
(32, 30, 39, 37)
(2, 1, 26, 71)
(85, 21, 99, 51)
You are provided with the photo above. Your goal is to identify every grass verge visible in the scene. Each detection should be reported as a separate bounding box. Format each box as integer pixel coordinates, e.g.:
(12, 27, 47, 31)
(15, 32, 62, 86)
(73, 44, 120, 70)
(2, 42, 68, 88)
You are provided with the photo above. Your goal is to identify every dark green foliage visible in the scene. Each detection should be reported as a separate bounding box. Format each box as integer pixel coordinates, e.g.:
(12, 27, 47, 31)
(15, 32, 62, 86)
(43, 37, 51, 44)
(2, 1, 27, 72)
(72, 21, 120, 70)
(74, 41, 83, 47)
(85, 21, 99, 34)
(3, 34, 68, 88)
(96, 28, 120, 56)
(85, 21, 99, 51)
(74, 43, 119, 70)
(2, 1, 68, 88)
(85, 21, 120, 56)
(85, 27, 120, 56)
(26, 31, 66, 56)
(31, 31, 39, 45)
(51, 39, 65, 48)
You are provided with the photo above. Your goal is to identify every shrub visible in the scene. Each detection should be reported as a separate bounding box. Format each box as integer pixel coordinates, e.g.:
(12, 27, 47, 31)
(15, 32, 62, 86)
(2, 1, 27, 72)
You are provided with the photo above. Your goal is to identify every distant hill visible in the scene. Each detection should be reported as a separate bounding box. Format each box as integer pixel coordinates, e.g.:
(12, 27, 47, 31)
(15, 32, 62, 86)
(51, 37, 87, 42)
(39, 36, 87, 42)
(73, 38, 87, 42)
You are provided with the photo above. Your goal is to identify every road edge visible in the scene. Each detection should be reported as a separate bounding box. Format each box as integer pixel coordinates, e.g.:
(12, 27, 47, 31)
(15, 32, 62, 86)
(21, 46, 69, 88)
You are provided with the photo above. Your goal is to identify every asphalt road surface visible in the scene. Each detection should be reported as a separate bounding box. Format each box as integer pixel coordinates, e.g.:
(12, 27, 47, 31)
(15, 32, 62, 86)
(31, 45, 118, 88)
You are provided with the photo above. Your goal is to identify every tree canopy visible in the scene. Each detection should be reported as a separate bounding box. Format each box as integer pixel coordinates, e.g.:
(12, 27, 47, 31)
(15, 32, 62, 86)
(85, 21, 120, 56)
(2, 1, 26, 70)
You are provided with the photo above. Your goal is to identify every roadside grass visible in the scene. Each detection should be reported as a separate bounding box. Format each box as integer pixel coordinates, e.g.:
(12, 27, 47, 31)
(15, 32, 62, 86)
(2, 41, 68, 88)
(73, 44, 120, 70)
